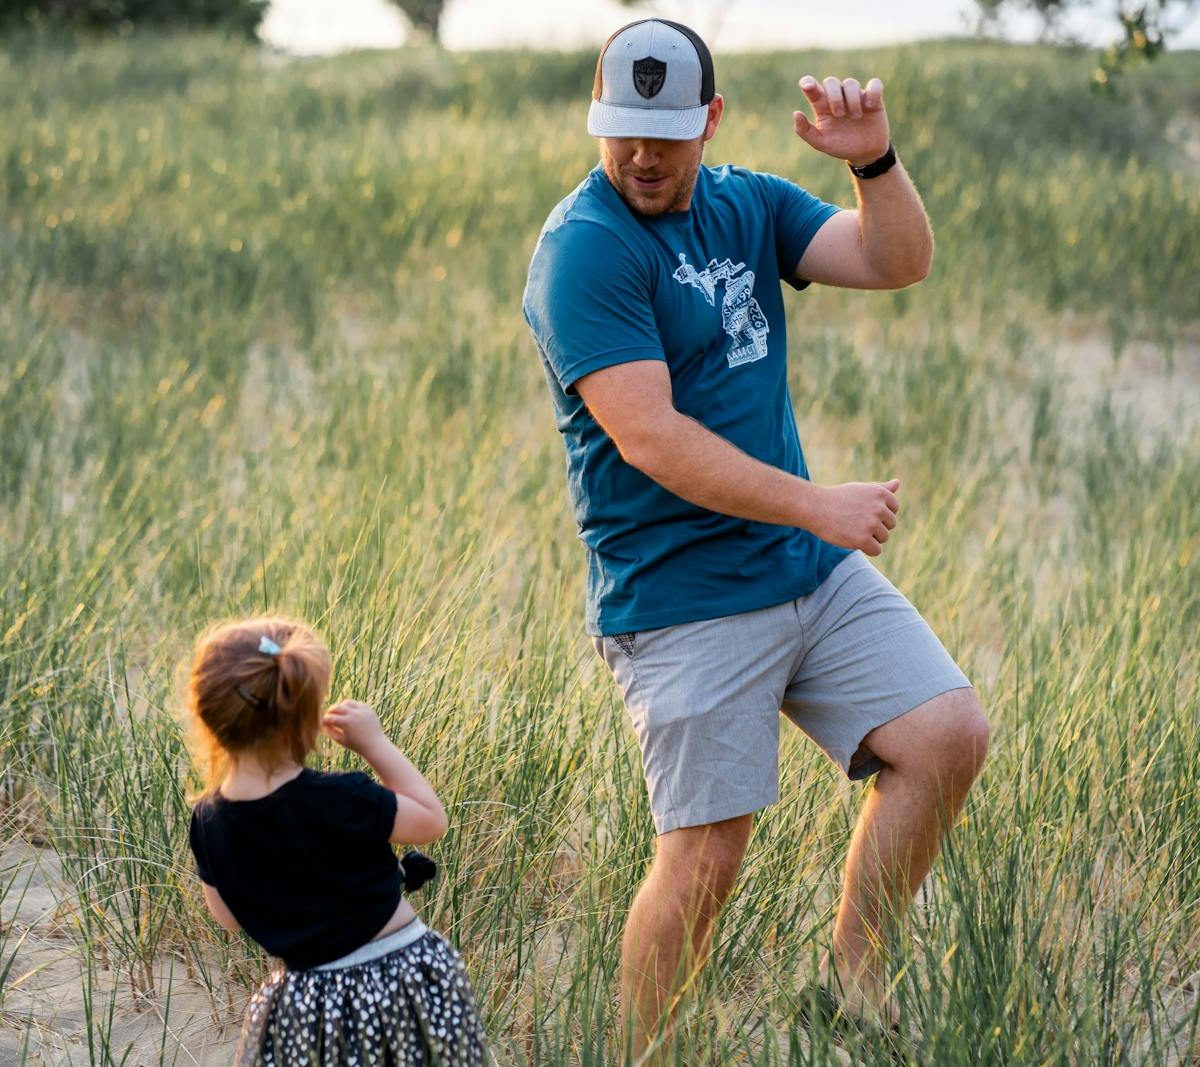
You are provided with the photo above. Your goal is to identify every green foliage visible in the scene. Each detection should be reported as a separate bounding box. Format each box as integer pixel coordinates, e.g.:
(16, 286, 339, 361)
(0, 0, 267, 36)
(1092, 5, 1176, 91)
(0, 33, 1198, 1064)
(973, 0, 1198, 87)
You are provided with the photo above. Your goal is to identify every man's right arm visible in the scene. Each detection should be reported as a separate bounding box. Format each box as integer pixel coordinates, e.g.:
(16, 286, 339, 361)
(575, 359, 901, 557)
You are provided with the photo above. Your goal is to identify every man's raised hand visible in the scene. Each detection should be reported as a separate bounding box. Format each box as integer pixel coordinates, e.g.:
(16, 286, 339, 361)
(793, 76, 890, 168)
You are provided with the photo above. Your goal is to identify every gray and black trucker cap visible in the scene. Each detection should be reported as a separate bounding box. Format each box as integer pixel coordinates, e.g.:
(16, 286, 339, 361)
(587, 19, 715, 140)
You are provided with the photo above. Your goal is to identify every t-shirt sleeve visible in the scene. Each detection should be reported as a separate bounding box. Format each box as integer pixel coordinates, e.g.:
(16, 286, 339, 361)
(757, 172, 841, 292)
(188, 807, 215, 885)
(524, 221, 665, 394)
(335, 771, 399, 842)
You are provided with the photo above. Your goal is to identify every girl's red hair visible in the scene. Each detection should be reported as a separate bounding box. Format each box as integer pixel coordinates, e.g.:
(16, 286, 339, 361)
(186, 617, 331, 791)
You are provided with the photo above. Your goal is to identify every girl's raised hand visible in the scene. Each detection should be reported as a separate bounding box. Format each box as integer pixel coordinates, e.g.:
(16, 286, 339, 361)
(322, 700, 387, 755)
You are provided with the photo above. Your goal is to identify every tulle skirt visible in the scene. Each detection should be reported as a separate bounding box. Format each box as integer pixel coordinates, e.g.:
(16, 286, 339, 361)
(234, 920, 487, 1066)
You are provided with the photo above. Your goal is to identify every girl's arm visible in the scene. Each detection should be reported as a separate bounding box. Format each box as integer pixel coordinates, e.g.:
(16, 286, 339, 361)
(201, 882, 243, 932)
(323, 701, 448, 845)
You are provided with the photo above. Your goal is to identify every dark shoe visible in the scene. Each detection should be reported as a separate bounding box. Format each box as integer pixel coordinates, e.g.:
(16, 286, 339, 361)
(796, 984, 907, 1064)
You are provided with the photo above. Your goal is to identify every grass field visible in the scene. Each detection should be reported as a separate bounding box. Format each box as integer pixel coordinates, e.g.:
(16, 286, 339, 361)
(1, 29, 1198, 1065)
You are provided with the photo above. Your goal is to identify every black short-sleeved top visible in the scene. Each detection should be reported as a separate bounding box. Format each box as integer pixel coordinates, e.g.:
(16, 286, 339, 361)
(188, 768, 400, 969)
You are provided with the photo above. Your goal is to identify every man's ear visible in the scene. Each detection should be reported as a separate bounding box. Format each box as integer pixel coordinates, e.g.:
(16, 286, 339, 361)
(703, 94, 725, 142)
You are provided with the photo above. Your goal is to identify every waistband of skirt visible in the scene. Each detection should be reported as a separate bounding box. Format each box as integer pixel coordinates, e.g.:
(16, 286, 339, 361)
(312, 918, 429, 971)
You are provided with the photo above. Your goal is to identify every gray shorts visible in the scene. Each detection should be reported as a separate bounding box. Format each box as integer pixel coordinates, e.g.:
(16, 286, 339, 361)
(594, 552, 972, 834)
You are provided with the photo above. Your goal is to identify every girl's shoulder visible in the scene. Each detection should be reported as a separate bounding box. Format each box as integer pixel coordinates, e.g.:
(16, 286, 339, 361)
(190, 787, 222, 819)
(302, 769, 397, 839)
(274, 768, 396, 821)
(298, 767, 382, 795)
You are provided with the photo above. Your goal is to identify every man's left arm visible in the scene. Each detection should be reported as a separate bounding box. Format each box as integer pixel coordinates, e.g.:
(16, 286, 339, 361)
(791, 75, 933, 291)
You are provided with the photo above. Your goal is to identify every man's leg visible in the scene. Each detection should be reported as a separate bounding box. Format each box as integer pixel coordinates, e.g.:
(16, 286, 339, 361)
(622, 813, 754, 1062)
(824, 687, 989, 1018)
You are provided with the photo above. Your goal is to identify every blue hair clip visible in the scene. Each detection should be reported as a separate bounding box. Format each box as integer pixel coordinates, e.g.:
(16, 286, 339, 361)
(258, 635, 282, 656)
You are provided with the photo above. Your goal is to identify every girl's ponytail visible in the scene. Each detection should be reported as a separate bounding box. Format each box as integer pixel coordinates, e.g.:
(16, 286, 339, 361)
(187, 617, 332, 791)
(272, 628, 333, 766)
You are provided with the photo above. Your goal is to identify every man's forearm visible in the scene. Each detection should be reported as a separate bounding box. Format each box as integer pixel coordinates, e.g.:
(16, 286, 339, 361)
(626, 409, 822, 529)
(851, 159, 933, 286)
(624, 410, 900, 557)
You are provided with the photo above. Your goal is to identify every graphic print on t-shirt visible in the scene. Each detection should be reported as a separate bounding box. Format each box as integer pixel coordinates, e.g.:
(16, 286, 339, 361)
(672, 252, 770, 367)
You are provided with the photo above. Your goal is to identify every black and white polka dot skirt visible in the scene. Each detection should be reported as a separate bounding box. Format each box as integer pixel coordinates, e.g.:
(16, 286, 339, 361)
(234, 920, 488, 1066)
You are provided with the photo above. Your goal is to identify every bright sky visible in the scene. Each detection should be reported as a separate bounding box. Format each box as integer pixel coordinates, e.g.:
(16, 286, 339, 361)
(260, 0, 1200, 55)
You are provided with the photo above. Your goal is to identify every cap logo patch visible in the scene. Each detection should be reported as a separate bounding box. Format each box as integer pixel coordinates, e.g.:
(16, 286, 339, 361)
(632, 56, 667, 99)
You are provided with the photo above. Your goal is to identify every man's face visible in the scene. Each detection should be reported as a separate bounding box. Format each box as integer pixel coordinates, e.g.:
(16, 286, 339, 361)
(599, 97, 724, 217)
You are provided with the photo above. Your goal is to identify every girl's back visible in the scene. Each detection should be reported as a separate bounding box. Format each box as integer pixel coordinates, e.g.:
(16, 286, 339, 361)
(184, 617, 487, 1066)
(190, 767, 401, 969)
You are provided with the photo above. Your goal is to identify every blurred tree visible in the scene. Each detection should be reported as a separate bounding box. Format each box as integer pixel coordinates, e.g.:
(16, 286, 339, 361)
(0, 0, 267, 35)
(972, 0, 1198, 90)
(389, 0, 446, 43)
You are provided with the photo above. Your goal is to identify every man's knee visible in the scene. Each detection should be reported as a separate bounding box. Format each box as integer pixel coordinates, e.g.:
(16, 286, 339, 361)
(925, 688, 989, 782)
(869, 687, 990, 783)
(653, 813, 752, 908)
(952, 688, 989, 766)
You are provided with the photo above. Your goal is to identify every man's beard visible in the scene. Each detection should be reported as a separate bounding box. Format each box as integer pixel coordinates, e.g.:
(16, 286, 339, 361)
(602, 148, 703, 217)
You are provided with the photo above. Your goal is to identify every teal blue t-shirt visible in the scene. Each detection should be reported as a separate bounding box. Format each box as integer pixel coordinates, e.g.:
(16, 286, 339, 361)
(523, 162, 850, 636)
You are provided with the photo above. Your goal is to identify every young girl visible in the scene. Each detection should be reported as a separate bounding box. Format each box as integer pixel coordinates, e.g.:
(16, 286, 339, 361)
(185, 616, 487, 1065)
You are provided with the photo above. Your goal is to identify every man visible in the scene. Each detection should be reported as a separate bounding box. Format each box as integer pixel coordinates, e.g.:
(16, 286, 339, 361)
(523, 18, 989, 1058)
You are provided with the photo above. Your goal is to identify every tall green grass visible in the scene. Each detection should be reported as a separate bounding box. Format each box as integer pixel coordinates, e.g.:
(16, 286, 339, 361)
(0, 30, 1197, 1065)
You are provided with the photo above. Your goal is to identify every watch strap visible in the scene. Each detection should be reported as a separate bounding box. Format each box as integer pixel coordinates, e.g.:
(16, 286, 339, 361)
(848, 143, 897, 180)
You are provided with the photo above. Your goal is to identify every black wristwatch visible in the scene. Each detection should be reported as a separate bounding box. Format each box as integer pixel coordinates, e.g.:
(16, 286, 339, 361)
(848, 143, 897, 180)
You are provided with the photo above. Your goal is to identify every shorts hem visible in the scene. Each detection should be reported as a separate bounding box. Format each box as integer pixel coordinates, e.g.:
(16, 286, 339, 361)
(652, 788, 778, 836)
